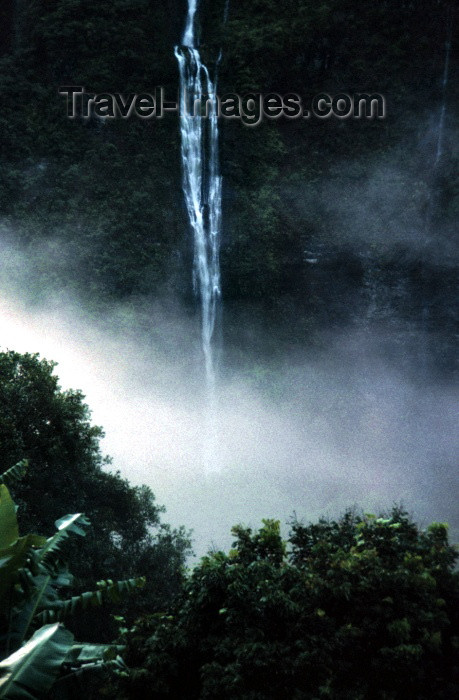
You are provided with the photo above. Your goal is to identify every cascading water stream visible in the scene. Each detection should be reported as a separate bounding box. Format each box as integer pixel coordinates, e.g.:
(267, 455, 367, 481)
(434, 10, 452, 168)
(424, 8, 453, 235)
(182, 0, 198, 48)
(175, 1, 223, 470)
(419, 7, 454, 367)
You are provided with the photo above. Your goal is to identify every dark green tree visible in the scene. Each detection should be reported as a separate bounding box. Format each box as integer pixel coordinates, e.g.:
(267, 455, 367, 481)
(0, 351, 191, 641)
(114, 511, 459, 699)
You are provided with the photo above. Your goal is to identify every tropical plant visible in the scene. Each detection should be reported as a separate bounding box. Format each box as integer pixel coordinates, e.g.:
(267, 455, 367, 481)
(0, 351, 191, 642)
(0, 467, 145, 699)
(113, 510, 459, 699)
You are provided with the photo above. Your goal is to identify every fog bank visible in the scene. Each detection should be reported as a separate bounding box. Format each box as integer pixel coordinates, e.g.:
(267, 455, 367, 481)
(0, 278, 456, 557)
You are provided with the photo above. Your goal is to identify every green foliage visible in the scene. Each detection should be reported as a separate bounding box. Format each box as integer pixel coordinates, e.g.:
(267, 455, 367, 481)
(0, 0, 185, 301)
(0, 479, 143, 699)
(229, 519, 286, 565)
(0, 461, 28, 488)
(0, 351, 191, 641)
(113, 509, 459, 699)
(0, 480, 144, 648)
(0, 623, 126, 700)
(0, 623, 76, 699)
(36, 578, 146, 626)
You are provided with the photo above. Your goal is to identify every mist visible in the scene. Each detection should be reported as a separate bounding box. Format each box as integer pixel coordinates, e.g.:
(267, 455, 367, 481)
(283, 118, 458, 264)
(1, 234, 457, 557)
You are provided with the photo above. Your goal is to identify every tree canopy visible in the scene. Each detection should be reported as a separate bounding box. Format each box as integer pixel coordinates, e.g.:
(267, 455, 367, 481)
(114, 512, 459, 699)
(0, 350, 191, 641)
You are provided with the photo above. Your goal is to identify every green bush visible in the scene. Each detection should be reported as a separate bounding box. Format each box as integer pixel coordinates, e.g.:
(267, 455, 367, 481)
(113, 511, 459, 699)
(0, 351, 191, 642)
(0, 470, 144, 699)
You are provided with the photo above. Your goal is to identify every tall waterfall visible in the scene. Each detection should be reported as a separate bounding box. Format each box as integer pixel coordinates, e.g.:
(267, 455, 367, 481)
(424, 7, 453, 235)
(434, 12, 452, 168)
(175, 1, 223, 470)
(175, 1, 222, 388)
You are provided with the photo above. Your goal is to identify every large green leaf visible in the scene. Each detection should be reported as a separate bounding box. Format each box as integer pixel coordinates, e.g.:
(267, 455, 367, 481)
(8, 575, 54, 651)
(65, 643, 119, 663)
(0, 486, 18, 550)
(0, 462, 28, 489)
(36, 576, 146, 624)
(38, 514, 90, 564)
(0, 624, 74, 699)
(0, 534, 47, 617)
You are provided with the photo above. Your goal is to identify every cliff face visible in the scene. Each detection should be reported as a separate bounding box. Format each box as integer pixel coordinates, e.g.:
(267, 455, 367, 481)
(0, 0, 457, 368)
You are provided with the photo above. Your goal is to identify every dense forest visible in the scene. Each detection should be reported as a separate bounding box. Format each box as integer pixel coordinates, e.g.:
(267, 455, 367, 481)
(0, 0, 458, 697)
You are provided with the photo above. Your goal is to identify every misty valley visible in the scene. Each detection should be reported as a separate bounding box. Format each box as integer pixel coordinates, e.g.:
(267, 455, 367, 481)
(0, 0, 458, 698)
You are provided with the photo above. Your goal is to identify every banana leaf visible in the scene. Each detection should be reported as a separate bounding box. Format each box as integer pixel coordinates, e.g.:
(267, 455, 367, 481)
(0, 462, 28, 489)
(0, 624, 74, 699)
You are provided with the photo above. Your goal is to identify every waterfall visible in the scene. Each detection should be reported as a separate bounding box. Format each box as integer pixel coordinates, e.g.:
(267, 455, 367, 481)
(424, 8, 453, 234)
(175, 1, 223, 469)
(434, 17, 452, 168)
(182, 0, 198, 48)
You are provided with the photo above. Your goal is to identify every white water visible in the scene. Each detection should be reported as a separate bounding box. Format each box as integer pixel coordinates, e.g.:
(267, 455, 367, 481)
(434, 12, 452, 167)
(182, 0, 198, 48)
(175, 1, 223, 469)
(424, 11, 453, 233)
